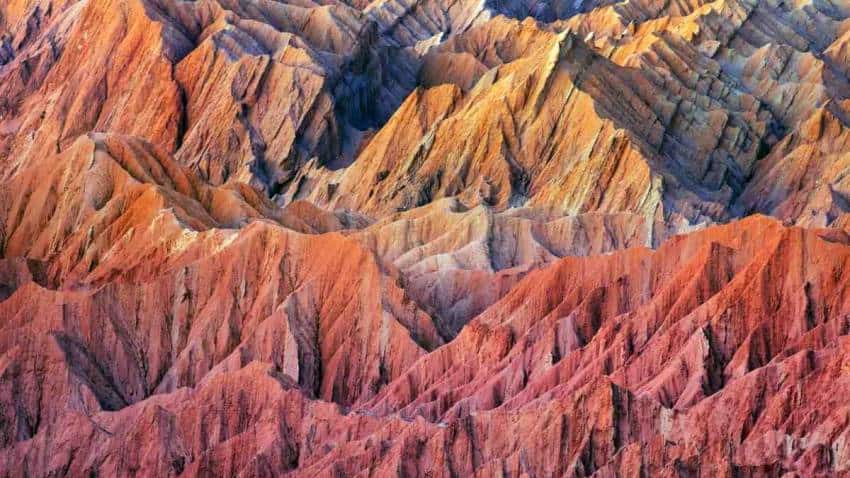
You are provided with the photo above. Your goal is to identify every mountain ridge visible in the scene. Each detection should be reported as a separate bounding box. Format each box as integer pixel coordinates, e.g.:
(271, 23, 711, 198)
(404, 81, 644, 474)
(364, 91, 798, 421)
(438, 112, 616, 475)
(3, 0, 850, 476)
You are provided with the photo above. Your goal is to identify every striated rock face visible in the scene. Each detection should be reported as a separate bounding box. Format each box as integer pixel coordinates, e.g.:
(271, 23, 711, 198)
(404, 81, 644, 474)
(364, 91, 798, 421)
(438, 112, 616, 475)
(736, 103, 850, 228)
(351, 198, 656, 337)
(288, 0, 850, 227)
(0, 0, 407, 190)
(4, 0, 850, 476)
(5, 216, 850, 476)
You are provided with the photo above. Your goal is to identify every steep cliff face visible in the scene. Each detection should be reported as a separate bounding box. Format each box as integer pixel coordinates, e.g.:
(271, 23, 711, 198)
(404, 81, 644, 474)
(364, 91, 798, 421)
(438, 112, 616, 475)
(3, 0, 850, 476)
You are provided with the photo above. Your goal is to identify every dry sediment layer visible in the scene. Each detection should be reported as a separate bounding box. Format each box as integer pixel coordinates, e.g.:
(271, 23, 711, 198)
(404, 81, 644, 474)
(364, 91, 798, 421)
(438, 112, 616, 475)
(3, 0, 850, 476)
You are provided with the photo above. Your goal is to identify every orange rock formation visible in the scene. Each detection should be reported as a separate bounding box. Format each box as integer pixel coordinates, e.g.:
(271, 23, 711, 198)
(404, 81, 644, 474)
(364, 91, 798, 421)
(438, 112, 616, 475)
(3, 0, 850, 476)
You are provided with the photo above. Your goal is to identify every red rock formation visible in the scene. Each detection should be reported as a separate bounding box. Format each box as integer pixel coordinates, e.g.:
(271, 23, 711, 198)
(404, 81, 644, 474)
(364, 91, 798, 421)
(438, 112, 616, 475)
(4, 217, 850, 476)
(3, 0, 850, 476)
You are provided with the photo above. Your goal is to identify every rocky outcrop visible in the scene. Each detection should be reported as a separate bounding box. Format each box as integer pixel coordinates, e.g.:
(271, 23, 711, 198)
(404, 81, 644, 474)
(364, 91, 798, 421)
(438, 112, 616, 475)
(0, 0, 407, 194)
(4, 0, 850, 476)
(352, 198, 655, 337)
(0, 133, 441, 423)
(293, 20, 762, 225)
(4, 217, 850, 476)
(737, 103, 850, 228)
(288, 0, 850, 228)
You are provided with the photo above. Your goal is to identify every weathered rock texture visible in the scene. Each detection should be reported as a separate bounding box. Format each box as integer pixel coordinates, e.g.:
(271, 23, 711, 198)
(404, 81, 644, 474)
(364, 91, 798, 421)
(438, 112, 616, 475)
(3, 0, 850, 476)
